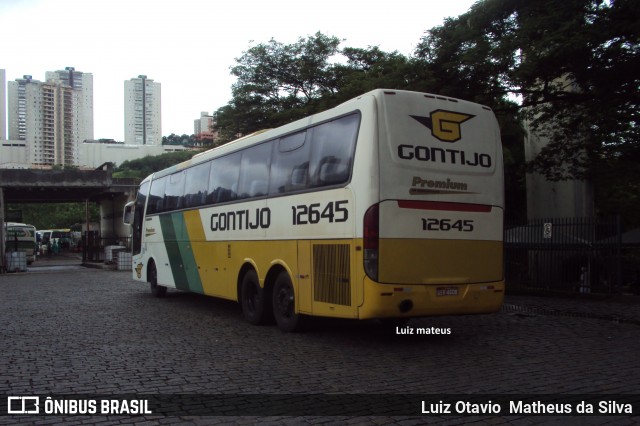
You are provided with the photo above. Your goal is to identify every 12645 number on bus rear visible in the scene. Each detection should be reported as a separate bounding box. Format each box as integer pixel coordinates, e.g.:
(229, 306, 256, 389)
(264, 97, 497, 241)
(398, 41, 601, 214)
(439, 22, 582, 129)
(421, 218, 474, 232)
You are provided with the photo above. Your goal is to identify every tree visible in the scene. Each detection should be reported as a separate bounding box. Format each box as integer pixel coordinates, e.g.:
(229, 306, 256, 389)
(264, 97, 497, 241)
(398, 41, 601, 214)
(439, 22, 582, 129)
(415, 0, 640, 184)
(231, 32, 341, 103)
(336, 46, 416, 98)
(162, 133, 199, 146)
(8, 203, 100, 230)
(214, 33, 344, 141)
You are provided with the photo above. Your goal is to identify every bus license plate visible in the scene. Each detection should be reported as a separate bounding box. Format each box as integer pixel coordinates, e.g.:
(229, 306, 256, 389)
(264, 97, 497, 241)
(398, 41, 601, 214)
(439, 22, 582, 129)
(436, 287, 458, 297)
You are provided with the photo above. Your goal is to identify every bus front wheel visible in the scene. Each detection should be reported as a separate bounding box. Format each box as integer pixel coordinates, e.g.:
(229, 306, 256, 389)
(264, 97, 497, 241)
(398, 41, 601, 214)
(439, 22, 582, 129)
(148, 264, 167, 298)
(272, 271, 303, 332)
(240, 269, 272, 325)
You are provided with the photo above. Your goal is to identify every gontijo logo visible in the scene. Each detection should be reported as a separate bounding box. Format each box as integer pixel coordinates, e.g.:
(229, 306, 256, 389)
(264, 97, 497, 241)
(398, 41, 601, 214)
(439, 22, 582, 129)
(399, 109, 492, 169)
(410, 110, 475, 143)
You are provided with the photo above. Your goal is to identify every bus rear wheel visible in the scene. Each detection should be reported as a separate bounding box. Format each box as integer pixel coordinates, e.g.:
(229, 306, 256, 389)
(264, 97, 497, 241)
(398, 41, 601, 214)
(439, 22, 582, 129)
(148, 264, 167, 298)
(240, 269, 272, 325)
(272, 271, 303, 332)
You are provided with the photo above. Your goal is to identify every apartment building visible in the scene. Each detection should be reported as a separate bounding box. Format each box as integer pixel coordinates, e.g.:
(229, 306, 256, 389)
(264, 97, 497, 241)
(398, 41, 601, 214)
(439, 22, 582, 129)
(193, 111, 218, 146)
(8, 76, 75, 165)
(124, 75, 161, 145)
(46, 67, 94, 143)
(7, 68, 91, 167)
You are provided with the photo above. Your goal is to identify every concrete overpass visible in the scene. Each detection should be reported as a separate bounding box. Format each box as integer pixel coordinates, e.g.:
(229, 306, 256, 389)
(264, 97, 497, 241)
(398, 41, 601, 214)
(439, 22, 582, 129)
(0, 164, 139, 271)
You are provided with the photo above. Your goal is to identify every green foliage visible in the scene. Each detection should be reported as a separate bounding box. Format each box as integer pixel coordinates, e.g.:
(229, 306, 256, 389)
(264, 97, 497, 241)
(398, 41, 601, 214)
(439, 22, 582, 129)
(415, 0, 639, 183)
(113, 151, 199, 180)
(215, 33, 344, 141)
(231, 32, 342, 102)
(414, 0, 639, 225)
(216, 3, 638, 183)
(8, 203, 100, 230)
(162, 133, 201, 146)
(337, 47, 416, 98)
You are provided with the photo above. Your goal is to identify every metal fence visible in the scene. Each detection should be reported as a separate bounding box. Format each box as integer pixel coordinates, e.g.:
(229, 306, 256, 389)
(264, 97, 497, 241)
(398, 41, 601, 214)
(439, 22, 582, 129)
(504, 216, 626, 294)
(82, 231, 131, 263)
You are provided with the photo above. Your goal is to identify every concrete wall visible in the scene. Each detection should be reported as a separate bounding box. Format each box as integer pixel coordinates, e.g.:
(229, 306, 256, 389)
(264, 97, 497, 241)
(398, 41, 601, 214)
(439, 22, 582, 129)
(524, 120, 594, 219)
(1, 142, 187, 170)
(0, 142, 28, 168)
(79, 142, 186, 168)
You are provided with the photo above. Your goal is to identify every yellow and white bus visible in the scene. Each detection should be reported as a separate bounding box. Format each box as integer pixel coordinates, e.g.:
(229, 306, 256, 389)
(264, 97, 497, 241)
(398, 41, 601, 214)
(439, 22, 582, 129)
(124, 89, 504, 331)
(5, 222, 37, 265)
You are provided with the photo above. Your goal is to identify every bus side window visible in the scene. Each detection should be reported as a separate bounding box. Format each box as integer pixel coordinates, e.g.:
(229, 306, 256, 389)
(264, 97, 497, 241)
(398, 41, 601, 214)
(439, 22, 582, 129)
(290, 164, 309, 187)
(148, 176, 167, 214)
(184, 161, 211, 208)
(238, 142, 272, 199)
(309, 114, 359, 188)
(165, 171, 186, 211)
(317, 156, 343, 185)
(270, 131, 310, 195)
(208, 152, 241, 204)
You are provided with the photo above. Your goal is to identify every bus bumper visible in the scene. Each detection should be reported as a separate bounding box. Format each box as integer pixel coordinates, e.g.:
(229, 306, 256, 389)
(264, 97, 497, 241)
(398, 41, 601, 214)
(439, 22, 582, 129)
(358, 277, 505, 319)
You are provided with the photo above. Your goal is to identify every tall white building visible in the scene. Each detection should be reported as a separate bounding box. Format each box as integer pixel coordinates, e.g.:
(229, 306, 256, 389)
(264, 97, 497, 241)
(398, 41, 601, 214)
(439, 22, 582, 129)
(7, 73, 85, 166)
(124, 75, 161, 145)
(0, 69, 6, 140)
(46, 67, 94, 142)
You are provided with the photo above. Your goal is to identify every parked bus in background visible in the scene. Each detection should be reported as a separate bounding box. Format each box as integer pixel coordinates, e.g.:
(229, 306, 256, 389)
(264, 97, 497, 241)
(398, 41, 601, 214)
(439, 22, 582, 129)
(124, 89, 505, 332)
(40, 229, 73, 252)
(4, 222, 37, 265)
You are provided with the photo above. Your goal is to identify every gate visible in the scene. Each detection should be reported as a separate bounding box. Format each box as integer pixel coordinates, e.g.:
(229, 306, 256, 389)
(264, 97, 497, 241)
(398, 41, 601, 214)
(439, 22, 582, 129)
(504, 217, 622, 294)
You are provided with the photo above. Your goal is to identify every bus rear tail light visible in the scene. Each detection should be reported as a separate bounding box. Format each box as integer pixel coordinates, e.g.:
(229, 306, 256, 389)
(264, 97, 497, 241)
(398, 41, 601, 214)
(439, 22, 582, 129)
(363, 203, 379, 281)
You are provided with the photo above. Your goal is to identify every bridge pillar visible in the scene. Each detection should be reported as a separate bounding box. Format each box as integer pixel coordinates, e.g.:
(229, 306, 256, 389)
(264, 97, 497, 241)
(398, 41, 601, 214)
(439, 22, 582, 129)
(99, 191, 136, 246)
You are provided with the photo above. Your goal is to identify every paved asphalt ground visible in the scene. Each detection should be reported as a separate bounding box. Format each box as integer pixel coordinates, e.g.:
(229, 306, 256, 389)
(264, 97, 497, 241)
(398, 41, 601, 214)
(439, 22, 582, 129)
(0, 253, 639, 425)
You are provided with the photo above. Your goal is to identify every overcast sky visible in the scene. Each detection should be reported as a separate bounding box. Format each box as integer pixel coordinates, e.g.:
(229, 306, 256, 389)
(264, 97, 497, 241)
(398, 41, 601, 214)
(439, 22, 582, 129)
(1, 0, 476, 141)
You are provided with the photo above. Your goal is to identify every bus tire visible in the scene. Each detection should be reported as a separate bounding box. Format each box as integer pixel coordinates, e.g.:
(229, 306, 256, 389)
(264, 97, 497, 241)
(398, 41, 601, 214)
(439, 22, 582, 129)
(148, 264, 167, 298)
(272, 271, 303, 332)
(240, 269, 272, 325)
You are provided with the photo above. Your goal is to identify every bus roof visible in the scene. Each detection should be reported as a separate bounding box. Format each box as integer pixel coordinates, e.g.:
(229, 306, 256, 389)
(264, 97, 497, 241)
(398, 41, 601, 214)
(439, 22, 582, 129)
(6, 222, 35, 228)
(146, 89, 493, 183)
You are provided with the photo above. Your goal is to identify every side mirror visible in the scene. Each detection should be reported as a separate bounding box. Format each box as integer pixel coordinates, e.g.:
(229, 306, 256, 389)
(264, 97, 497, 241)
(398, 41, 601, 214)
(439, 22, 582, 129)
(123, 201, 135, 225)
